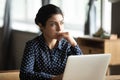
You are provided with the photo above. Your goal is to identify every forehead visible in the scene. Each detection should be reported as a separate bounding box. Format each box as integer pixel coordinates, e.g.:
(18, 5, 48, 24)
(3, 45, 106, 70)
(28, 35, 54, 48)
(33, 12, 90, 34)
(47, 14, 64, 22)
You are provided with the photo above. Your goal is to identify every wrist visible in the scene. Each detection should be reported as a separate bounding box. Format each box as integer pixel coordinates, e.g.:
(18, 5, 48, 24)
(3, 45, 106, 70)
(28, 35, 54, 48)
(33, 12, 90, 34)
(71, 41, 77, 47)
(67, 37, 77, 47)
(51, 75, 56, 80)
(70, 39, 77, 47)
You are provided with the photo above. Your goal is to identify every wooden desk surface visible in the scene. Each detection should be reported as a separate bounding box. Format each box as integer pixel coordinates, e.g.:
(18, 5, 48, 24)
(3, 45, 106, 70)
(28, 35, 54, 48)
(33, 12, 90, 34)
(0, 70, 19, 80)
(106, 75, 120, 80)
(77, 37, 120, 65)
(0, 70, 120, 80)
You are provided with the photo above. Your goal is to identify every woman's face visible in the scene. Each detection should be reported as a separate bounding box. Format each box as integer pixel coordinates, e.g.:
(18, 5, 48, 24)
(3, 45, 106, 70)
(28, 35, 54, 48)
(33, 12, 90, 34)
(42, 14, 64, 40)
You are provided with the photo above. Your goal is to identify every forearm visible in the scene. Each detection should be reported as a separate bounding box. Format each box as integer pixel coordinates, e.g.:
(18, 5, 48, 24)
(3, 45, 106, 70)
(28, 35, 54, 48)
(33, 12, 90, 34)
(69, 45, 83, 55)
(67, 36, 77, 47)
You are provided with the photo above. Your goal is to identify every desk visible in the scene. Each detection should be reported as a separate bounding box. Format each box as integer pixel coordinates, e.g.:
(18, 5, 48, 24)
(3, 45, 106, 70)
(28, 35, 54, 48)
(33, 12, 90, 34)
(0, 70, 19, 80)
(106, 75, 120, 80)
(77, 36, 120, 65)
(77, 36, 120, 75)
(0, 70, 119, 80)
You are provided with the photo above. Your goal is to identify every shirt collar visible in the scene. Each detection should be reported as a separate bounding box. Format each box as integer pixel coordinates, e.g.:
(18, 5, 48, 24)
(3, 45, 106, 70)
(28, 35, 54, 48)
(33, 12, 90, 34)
(38, 34, 48, 49)
(39, 34, 65, 50)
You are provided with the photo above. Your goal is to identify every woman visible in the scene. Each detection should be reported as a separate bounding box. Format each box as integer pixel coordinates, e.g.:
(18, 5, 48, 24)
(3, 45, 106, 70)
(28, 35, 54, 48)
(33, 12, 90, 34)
(20, 4, 82, 80)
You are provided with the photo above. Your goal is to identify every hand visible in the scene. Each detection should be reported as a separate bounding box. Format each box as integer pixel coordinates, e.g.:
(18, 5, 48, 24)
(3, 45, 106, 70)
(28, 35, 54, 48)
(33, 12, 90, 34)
(56, 32, 77, 47)
(52, 74, 63, 80)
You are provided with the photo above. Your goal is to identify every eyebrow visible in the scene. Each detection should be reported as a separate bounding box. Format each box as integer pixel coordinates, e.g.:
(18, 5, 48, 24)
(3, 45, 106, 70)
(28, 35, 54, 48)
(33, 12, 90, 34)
(48, 17, 64, 22)
(48, 19, 64, 23)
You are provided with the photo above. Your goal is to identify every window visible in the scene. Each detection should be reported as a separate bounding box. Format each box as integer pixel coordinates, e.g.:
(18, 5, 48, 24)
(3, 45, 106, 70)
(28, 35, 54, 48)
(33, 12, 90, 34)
(50, 0, 111, 37)
(1, 0, 111, 36)
(102, 0, 111, 34)
(0, 0, 6, 27)
(11, 0, 42, 33)
(50, 0, 89, 37)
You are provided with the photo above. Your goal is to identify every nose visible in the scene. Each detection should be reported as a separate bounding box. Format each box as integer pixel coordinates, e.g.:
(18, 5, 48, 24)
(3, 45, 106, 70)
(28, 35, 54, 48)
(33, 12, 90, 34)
(57, 26, 61, 31)
(57, 23, 63, 31)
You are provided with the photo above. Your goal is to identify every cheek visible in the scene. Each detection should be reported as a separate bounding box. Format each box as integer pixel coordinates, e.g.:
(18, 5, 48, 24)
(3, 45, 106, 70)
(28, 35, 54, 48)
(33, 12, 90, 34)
(50, 27, 58, 33)
(61, 27, 64, 31)
(46, 28, 56, 35)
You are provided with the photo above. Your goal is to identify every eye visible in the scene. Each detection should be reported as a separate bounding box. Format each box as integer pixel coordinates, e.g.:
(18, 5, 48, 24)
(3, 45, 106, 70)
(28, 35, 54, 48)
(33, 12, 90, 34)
(49, 22, 56, 27)
(60, 21, 64, 25)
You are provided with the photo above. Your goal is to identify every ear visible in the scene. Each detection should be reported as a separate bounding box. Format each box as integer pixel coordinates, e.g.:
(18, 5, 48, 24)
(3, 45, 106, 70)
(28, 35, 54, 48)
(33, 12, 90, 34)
(38, 23, 43, 28)
(38, 23, 44, 31)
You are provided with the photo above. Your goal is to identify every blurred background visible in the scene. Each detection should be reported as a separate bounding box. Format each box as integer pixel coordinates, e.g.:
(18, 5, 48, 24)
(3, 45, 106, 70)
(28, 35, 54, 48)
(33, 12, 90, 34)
(0, 0, 120, 75)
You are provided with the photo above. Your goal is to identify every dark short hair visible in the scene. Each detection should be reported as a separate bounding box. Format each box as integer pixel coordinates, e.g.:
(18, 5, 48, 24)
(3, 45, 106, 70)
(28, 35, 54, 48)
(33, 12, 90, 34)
(35, 4, 63, 26)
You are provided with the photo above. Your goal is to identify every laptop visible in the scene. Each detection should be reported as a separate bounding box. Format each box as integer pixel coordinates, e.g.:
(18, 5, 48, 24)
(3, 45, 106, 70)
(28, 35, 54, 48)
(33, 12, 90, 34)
(62, 54, 111, 80)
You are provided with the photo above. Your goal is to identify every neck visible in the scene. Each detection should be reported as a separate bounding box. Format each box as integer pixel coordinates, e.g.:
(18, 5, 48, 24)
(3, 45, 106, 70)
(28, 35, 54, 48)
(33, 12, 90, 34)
(47, 40, 57, 49)
(43, 35, 58, 49)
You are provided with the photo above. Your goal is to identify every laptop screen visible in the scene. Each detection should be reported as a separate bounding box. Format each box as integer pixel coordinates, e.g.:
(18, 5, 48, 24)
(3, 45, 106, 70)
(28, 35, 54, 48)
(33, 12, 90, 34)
(62, 54, 111, 80)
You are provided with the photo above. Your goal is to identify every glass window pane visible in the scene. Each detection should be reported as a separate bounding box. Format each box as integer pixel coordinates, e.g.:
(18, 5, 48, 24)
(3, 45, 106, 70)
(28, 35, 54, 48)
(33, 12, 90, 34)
(51, 0, 111, 37)
(11, 0, 25, 21)
(26, 0, 42, 23)
(50, 0, 89, 37)
(11, 0, 42, 33)
(102, 0, 111, 34)
(95, 0, 101, 30)
(0, 0, 6, 27)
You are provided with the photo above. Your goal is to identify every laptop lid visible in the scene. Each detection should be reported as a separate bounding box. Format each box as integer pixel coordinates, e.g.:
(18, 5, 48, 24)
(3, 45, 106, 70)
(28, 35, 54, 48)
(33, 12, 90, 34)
(62, 54, 111, 80)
